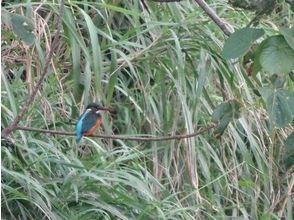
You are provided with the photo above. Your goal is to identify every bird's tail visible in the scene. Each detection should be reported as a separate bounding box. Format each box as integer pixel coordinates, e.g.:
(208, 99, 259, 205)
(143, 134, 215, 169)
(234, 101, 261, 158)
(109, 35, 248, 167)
(76, 133, 82, 144)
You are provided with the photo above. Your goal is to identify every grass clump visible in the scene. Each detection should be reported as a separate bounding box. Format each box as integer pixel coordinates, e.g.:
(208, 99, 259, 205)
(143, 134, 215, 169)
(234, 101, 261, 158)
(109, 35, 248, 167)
(1, 1, 293, 219)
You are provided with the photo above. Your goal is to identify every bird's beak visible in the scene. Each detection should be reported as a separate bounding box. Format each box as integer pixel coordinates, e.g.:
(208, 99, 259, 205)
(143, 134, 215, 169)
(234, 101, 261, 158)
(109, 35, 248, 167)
(100, 107, 116, 114)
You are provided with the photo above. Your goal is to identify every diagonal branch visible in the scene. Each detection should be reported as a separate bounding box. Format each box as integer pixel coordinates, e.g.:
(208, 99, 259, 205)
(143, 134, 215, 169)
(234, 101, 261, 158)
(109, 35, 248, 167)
(194, 0, 234, 36)
(152, 0, 234, 36)
(1, 0, 65, 139)
(15, 124, 216, 142)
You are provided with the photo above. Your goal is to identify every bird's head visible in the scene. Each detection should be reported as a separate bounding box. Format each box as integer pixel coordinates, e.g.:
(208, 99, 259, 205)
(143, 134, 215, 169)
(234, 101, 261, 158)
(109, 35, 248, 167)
(86, 103, 115, 113)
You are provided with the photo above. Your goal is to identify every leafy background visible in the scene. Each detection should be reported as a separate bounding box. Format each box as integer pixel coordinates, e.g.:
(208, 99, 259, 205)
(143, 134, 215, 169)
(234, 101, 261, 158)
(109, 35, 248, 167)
(1, 0, 294, 219)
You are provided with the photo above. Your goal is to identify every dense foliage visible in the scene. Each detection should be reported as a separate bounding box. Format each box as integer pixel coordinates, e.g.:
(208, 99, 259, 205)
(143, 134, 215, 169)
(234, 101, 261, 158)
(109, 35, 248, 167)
(1, 0, 293, 219)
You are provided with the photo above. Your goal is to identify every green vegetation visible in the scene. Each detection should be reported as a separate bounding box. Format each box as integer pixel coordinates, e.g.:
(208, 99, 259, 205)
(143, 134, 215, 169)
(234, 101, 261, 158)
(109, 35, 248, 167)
(1, 0, 293, 219)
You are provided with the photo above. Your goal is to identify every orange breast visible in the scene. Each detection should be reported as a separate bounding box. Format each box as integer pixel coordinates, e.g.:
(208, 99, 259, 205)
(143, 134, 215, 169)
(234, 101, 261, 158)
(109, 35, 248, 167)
(84, 118, 103, 136)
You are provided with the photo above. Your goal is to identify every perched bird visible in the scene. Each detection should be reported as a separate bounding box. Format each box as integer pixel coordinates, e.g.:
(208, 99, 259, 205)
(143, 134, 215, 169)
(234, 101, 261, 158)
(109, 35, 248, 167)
(75, 103, 112, 144)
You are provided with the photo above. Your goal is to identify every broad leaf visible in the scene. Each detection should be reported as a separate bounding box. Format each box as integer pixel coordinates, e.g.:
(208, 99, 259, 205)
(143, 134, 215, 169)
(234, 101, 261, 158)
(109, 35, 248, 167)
(7, 11, 35, 45)
(280, 28, 294, 50)
(252, 43, 263, 75)
(270, 74, 286, 89)
(1, 9, 12, 26)
(260, 87, 294, 127)
(212, 100, 241, 137)
(258, 35, 294, 74)
(222, 28, 264, 59)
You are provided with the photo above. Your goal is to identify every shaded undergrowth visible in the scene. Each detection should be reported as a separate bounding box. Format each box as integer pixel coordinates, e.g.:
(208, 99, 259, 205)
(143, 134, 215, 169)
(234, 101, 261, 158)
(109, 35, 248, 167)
(1, 1, 293, 219)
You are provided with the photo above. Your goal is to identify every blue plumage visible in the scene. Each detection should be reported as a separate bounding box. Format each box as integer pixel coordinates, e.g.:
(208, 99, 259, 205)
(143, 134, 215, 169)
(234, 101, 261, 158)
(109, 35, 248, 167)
(75, 110, 90, 143)
(76, 103, 107, 144)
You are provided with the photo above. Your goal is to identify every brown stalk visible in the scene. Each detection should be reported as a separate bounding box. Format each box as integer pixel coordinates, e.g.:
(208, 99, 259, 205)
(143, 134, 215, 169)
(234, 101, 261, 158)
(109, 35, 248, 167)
(1, 0, 65, 139)
(14, 124, 216, 142)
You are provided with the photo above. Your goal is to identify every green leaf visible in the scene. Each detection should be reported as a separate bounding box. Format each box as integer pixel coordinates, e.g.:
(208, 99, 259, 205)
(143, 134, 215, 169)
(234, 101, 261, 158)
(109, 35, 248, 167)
(1, 9, 12, 26)
(212, 100, 241, 137)
(222, 28, 264, 59)
(270, 74, 286, 89)
(252, 44, 263, 75)
(260, 87, 294, 127)
(289, 71, 294, 82)
(1, 9, 35, 45)
(106, 51, 118, 106)
(280, 28, 294, 50)
(258, 35, 294, 74)
(291, 0, 294, 12)
(283, 132, 294, 169)
(229, 0, 276, 14)
(80, 9, 103, 101)
(10, 12, 35, 45)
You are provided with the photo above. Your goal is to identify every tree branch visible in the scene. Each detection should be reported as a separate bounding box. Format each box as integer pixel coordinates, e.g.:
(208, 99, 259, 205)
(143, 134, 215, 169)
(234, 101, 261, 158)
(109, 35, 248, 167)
(151, 0, 234, 36)
(15, 124, 216, 142)
(194, 0, 234, 36)
(1, 0, 65, 139)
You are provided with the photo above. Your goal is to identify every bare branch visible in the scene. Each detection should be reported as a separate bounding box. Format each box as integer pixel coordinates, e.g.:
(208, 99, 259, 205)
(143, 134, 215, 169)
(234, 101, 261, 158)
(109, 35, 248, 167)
(1, 0, 65, 139)
(194, 0, 234, 36)
(15, 124, 216, 142)
(150, 0, 234, 36)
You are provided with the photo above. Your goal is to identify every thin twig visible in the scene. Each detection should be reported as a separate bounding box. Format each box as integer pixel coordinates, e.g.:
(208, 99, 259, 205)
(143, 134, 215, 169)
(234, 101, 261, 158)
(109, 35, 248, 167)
(1, 0, 65, 139)
(193, 0, 234, 36)
(15, 124, 216, 142)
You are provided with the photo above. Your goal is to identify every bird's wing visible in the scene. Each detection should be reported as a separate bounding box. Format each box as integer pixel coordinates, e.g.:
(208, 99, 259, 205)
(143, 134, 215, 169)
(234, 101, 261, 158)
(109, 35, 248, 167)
(76, 110, 90, 143)
(76, 110, 102, 143)
(81, 111, 101, 134)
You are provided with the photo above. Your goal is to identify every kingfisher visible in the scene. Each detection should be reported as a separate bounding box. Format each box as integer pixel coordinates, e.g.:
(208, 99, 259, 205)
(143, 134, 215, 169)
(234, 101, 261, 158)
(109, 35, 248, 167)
(75, 103, 112, 144)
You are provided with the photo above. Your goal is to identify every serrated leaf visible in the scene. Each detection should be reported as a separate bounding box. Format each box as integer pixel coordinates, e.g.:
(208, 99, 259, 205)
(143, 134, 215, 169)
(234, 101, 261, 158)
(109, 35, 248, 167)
(283, 132, 294, 169)
(10, 12, 35, 45)
(258, 35, 294, 74)
(260, 87, 294, 127)
(280, 28, 294, 50)
(222, 28, 264, 59)
(212, 101, 241, 137)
